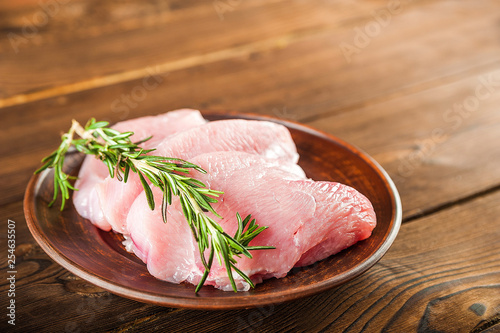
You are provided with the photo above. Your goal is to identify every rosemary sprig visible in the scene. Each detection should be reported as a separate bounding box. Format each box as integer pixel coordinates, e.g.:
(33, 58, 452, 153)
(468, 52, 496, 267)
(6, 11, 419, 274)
(35, 118, 274, 292)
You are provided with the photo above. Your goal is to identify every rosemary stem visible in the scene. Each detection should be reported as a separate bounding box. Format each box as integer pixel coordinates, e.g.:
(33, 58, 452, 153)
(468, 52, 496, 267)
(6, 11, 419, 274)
(72, 119, 94, 140)
(132, 158, 226, 269)
(131, 158, 155, 174)
(37, 117, 274, 292)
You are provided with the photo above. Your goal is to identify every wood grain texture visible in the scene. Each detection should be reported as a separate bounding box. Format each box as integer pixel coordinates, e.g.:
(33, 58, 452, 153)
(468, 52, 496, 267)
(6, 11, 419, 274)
(3, 181, 499, 332)
(0, 0, 382, 101)
(1, 0, 499, 107)
(308, 68, 500, 218)
(1, 0, 500, 331)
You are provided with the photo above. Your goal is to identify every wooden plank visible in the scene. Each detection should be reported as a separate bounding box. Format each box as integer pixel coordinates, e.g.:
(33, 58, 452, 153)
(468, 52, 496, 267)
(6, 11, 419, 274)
(307, 67, 500, 218)
(0, 0, 385, 101)
(3, 177, 498, 332)
(2, 0, 499, 107)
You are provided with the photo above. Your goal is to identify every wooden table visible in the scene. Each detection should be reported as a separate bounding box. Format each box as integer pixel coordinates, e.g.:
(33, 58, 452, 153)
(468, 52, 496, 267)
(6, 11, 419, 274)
(1, 1, 500, 332)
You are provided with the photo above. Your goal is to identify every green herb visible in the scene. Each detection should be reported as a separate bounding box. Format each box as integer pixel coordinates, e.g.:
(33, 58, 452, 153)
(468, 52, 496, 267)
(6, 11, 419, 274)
(35, 118, 274, 292)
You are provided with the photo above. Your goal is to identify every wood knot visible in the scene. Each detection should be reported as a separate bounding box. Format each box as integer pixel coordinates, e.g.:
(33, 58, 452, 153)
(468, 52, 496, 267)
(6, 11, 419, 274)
(469, 303, 487, 316)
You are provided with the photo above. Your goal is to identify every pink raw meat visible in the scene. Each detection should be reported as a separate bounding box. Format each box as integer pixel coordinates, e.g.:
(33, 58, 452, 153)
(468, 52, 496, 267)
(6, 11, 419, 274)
(155, 119, 301, 163)
(73, 109, 207, 231)
(96, 119, 305, 233)
(126, 152, 376, 291)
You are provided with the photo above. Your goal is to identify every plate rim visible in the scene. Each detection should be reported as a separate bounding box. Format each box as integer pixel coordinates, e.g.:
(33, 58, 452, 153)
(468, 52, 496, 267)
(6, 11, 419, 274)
(24, 112, 402, 310)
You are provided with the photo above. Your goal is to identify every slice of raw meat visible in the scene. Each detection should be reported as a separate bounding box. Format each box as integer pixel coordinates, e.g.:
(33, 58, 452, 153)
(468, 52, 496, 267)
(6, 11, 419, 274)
(111, 109, 207, 147)
(126, 151, 376, 291)
(73, 109, 207, 231)
(155, 119, 301, 164)
(96, 119, 306, 233)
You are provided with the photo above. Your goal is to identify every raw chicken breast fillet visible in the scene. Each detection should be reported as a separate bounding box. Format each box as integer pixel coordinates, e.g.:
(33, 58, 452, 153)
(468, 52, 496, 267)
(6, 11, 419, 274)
(94, 119, 305, 233)
(126, 152, 376, 291)
(73, 109, 207, 231)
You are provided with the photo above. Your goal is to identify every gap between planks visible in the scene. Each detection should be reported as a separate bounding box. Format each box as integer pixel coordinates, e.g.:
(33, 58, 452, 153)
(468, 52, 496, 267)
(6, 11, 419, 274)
(402, 182, 500, 224)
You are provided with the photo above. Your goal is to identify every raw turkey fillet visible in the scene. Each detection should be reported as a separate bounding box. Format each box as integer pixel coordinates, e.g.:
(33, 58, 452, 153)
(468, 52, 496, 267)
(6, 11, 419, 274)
(87, 118, 304, 233)
(73, 109, 207, 231)
(72, 110, 377, 291)
(126, 152, 376, 291)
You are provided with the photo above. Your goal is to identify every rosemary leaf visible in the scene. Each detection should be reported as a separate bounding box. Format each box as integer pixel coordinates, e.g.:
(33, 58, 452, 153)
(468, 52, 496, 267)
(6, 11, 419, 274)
(35, 118, 275, 293)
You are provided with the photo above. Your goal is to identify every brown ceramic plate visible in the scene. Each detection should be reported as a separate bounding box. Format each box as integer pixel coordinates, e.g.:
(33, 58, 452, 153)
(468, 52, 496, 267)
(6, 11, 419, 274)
(24, 112, 401, 310)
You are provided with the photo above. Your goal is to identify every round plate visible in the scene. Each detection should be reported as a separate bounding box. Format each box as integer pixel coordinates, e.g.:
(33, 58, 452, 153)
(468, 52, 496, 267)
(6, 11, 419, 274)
(24, 112, 402, 310)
